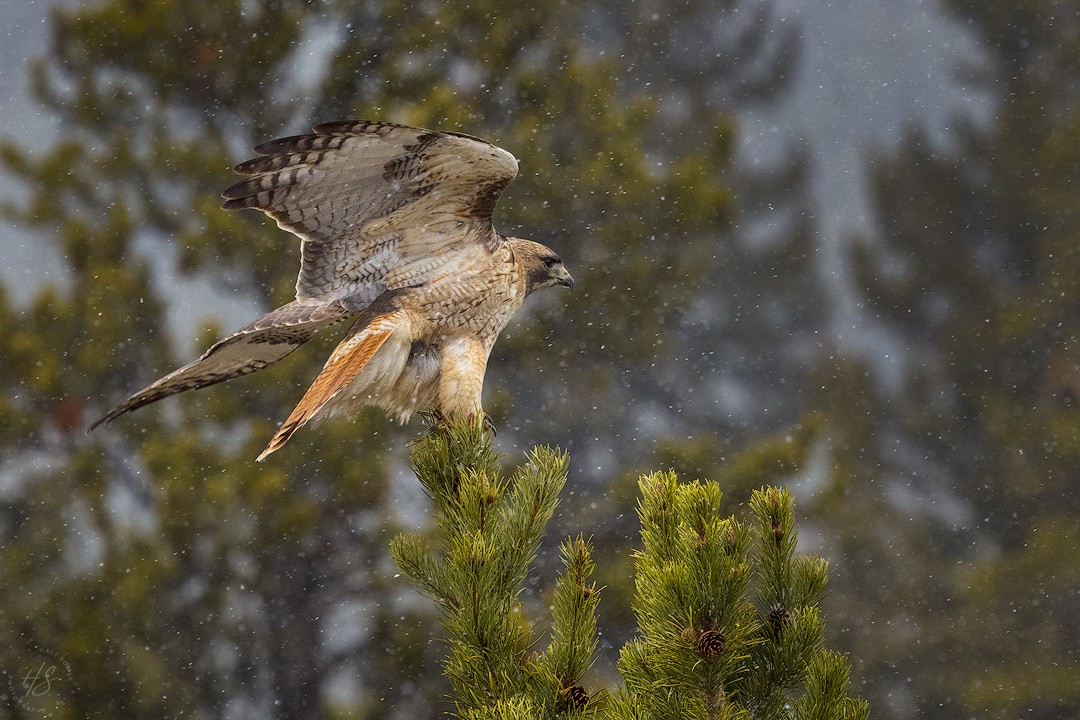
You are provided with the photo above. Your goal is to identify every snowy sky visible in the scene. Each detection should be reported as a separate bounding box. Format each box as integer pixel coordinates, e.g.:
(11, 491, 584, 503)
(739, 0, 993, 388)
(0, 0, 71, 301)
(1, 0, 992, 363)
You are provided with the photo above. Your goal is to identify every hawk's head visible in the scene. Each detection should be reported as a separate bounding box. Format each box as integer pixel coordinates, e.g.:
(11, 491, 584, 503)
(509, 238, 574, 295)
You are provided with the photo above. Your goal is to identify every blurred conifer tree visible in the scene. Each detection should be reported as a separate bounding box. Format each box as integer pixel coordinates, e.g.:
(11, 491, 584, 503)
(820, 1, 1080, 718)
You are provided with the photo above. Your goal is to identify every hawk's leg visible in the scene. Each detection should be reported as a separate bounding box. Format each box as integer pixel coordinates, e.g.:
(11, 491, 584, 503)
(437, 336, 488, 418)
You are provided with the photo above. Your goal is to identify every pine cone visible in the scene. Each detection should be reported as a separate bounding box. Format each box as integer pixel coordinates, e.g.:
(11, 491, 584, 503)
(767, 604, 790, 635)
(561, 684, 589, 710)
(698, 629, 726, 658)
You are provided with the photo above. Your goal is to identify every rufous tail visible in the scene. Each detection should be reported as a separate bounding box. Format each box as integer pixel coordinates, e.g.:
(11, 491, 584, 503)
(257, 313, 398, 460)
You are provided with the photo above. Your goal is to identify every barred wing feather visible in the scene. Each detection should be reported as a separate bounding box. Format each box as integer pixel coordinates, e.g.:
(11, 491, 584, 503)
(221, 121, 519, 305)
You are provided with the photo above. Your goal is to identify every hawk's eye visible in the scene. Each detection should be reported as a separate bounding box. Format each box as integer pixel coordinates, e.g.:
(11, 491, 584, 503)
(543, 256, 559, 268)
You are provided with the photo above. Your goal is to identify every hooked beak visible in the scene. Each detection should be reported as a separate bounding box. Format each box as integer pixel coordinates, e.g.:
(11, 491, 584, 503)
(555, 266, 574, 290)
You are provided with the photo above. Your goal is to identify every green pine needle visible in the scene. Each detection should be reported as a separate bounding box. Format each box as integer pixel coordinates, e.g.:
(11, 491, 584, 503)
(395, 422, 866, 720)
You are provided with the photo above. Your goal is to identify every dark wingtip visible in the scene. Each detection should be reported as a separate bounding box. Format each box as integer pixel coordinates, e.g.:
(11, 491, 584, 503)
(221, 178, 253, 200)
(251, 133, 313, 155)
(310, 120, 362, 134)
(310, 119, 409, 135)
(86, 409, 120, 434)
(87, 394, 152, 434)
(231, 158, 260, 176)
(221, 193, 263, 211)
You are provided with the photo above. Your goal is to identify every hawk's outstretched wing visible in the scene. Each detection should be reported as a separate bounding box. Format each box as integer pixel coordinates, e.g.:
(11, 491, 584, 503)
(221, 120, 520, 306)
(89, 300, 353, 431)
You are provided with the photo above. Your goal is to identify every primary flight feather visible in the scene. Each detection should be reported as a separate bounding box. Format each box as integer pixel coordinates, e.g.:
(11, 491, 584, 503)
(90, 120, 573, 459)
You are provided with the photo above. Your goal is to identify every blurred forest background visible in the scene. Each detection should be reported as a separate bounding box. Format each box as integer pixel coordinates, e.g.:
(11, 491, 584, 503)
(0, 0, 1076, 718)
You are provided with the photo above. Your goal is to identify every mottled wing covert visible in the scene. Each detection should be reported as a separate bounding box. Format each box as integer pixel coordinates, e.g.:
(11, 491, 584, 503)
(221, 121, 519, 305)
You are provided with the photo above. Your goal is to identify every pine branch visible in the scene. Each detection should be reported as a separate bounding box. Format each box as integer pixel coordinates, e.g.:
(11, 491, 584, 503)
(394, 422, 865, 720)
(615, 472, 758, 720)
(392, 419, 599, 719)
(532, 536, 603, 716)
(612, 480, 867, 720)
(793, 651, 870, 720)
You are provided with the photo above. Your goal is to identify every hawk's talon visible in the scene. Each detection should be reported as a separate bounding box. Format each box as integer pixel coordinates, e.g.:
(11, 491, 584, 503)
(483, 415, 497, 437)
(422, 408, 448, 433)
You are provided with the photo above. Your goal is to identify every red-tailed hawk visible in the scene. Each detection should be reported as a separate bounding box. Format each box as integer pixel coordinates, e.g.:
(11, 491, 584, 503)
(90, 121, 573, 460)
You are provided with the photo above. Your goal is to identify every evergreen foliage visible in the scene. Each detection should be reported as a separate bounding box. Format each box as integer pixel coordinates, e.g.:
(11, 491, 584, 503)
(396, 423, 866, 720)
(392, 419, 601, 719)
